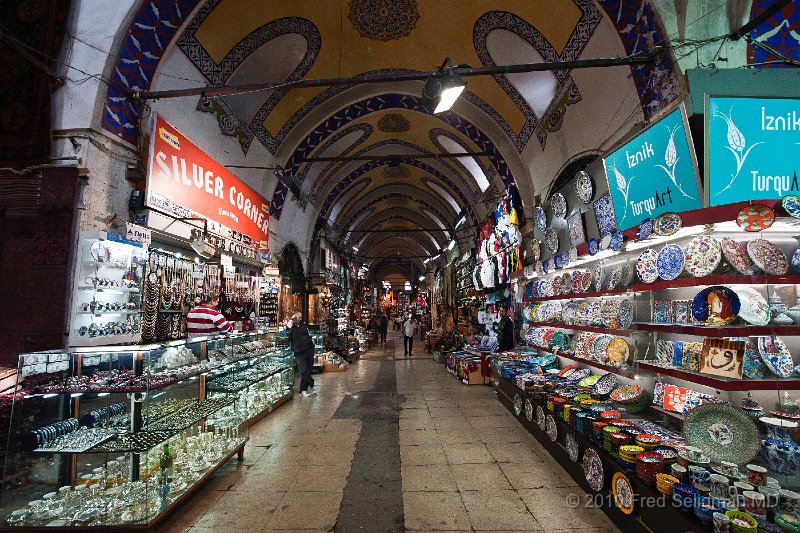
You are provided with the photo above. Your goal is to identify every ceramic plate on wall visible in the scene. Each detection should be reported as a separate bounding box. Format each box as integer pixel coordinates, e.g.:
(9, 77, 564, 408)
(736, 204, 775, 232)
(524, 399, 534, 422)
(612, 472, 635, 514)
(683, 235, 722, 277)
(610, 231, 624, 251)
(656, 244, 685, 281)
(551, 193, 567, 219)
(782, 195, 800, 219)
(683, 403, 760, 465)
(636, 249, 659, 283)
(758, 336, 794, 378)
(536, 406, 546, 430)
(653, 212, 682, 236)
(587, 238, 599, 256)
(691, 285, 740, 326)
(617, 299, 634, 329)
(637, 218, 653, 241)
(583, 448, 604, 491)
(575, 171, 594, 204)
(534, 206, 546, 231)
(733, 286, 770, 326)
(594, 194, 616, 236)
(546, 414, 558, 441)
(545, 228, 559, 254)
(747, 239, 788, 275)
(566, 432, 580, 462)
(599, 233, 612, 251)
(721, 238, 756, 275)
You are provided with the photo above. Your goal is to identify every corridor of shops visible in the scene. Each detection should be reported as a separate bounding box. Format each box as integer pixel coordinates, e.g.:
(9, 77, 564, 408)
(157, 332, 617, 533)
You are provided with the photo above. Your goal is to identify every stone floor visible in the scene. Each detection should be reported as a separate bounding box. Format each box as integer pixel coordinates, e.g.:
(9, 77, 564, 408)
(157, 332, 619, 532)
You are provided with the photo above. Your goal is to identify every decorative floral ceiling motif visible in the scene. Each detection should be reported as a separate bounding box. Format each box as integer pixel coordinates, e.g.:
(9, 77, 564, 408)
(348, 0, 420, 42)
(377, 112, 411, 132)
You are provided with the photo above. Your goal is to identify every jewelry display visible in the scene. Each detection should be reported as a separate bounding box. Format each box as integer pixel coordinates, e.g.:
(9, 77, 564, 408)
(32, 421, 116, 453)
(144, 397, 234, 432)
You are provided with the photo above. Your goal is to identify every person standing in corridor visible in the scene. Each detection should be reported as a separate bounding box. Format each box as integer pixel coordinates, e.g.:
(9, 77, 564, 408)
(403, 313, 417, 357)
(287, 311, 315, 397)
(497, 306, 515, 352)
(379, 313, 388, 345)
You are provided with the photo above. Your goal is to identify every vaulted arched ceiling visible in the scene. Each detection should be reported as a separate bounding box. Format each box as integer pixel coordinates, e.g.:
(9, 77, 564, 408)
(102, 0, 683, 274)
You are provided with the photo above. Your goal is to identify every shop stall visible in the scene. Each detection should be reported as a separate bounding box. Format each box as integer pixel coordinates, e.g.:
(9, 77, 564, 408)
(0, 332, 292, 529)
(493, 100, 800, 532)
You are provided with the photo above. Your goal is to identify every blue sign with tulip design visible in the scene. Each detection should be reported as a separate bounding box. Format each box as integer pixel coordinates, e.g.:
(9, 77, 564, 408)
(708, 96, 800, 206)
(602, 106, 702, 231)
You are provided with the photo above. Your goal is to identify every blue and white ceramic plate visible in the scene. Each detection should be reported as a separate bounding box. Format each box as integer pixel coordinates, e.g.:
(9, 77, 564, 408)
(534, 206, 547, 231)
(551, 193, 567, 219)
(594, 264, 604, 291)
(656, 244, 685, 281)
(587, 238, 599, 256)
(594, 194, 617, 236)
(758, 336, 794, 378)
(618, 299, 634, 329)
(610, 231, 624, 251)
(636, 249, 659, 283)
(545, 228, 559, 254)
(554, 254, 562, 269)
(561, 250, 570, 267)
(599, 233, 612, 251)
(637, 218, 653, 241)
(782, 195, 800, 220)
(575, 170, 594, 204)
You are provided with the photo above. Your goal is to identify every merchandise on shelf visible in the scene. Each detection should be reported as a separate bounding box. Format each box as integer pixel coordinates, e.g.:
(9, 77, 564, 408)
(1, 332, 292, 529)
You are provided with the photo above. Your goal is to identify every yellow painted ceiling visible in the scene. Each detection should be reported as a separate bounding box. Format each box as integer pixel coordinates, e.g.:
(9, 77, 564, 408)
(194, 0, 582, 137)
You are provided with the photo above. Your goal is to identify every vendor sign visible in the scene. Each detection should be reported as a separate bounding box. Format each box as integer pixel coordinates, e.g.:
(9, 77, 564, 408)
(707, 96, 800, 206)
(602, 105, 702, 230)
(146, 115, 270, 244)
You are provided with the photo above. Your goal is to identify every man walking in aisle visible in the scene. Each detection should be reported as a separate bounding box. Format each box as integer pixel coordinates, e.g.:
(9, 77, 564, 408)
(379, 313, 388, 345)
(287, 311, 315, 397)
(403, 313, 417, 357)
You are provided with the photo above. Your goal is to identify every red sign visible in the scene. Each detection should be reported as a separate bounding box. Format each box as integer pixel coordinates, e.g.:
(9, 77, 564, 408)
(146, 115, 269, 244)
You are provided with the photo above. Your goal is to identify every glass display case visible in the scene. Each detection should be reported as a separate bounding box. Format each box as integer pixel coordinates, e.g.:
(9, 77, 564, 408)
(69, 231, 147, 347)
(1, 332, 292, 529)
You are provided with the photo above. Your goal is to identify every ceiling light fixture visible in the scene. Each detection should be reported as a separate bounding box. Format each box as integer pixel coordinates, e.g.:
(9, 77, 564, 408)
(454, 212, 467, 228)
(447, 239, 456, 250)
(423, 58, 466, 114)
(418, 275, 425, 281)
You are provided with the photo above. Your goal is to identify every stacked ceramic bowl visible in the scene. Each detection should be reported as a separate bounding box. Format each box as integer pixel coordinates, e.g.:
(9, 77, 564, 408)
(635, 434, 662, 451)
(618, 445, 644, 470)
(591, 421, 607, 443)
(693, 496, 725, 525)
(602, 425, 621, 452)
(635, 451, 665, 484)
(673, 483, 700, 510)
(609, 432, 630, 458)
(652, 445, 678, 466)
(655, 473, 678, 496)
(726, 510, 758, 533)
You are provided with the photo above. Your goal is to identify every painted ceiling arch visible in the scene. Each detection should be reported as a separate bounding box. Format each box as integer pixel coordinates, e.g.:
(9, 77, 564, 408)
(350, 212, 449, 251)
(338, 196, 451, 246)
(335, 183, 459, 230)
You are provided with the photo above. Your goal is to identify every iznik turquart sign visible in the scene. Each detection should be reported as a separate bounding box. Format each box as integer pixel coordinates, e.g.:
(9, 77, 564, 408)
(707, 96, 800, 206)
(602, 106, 702, 231)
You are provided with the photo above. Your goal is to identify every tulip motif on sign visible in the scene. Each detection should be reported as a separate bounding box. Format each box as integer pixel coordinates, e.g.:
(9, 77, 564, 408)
(608, 160, 633, 223)
(713, 107, 763, 196)
(655, 124, 696, 200)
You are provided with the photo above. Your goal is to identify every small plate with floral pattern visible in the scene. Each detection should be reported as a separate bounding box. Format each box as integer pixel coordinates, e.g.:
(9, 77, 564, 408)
(583, 448, 604, 491)
(683, 235, 722, 277)
(575, 171, 594, 204)
(636, 249, 659, 283)
(653, 212, 682, 236)
(612, 472, 635, 514)
(566, 432, 580, 462)
(524, 399, 534, 422)
(656, 244, 685, 281)
(536, 406, 546, 431)
(721, 238, 757, 275)
(782, 195, 800, 220)
(747, 238, 788, 275)
(587, 238, 599, 256)
(545, 228, 559, 254)
(758, 336, 794, 378)
(610, 230, 624, 251)
(534, 206, 546, 231)
(551, 193, 567, 219)
(546, 414, 558, 441)
(637, 218, 653, 241)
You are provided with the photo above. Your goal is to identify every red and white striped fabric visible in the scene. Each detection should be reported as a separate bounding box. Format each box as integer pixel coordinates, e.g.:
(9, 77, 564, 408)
(186, 305, 233, 339)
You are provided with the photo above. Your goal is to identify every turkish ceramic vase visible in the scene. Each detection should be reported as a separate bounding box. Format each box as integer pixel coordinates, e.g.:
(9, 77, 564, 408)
(792, 236, 800, 274)
(760, 417, 800, 476)
(787, 296, 800, 325)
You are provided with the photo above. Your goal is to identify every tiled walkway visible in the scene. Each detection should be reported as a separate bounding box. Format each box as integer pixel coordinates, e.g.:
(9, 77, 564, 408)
(158, 332, 619, 532)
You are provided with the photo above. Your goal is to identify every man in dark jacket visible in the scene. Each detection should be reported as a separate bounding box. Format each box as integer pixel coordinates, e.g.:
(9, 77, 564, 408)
(497, 306, 515, 352)
(287, 311, 315, 397)
(379, 314, 388, 345)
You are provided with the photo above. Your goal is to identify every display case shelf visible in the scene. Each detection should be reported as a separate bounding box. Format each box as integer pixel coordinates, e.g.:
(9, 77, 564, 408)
(525, 321, 631, 337)
(205, 365, 291, 394)
(637, 360, 800, 391)
(522, 274, 800, 302)
(77, 286, 141, 293)
(633, 322, 800, 337)
(526, 344, 637, 379)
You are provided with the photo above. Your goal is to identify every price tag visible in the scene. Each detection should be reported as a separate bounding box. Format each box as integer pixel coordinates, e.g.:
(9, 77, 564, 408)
(223, 266, 236, 278)
(220, 254, 233, 267)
